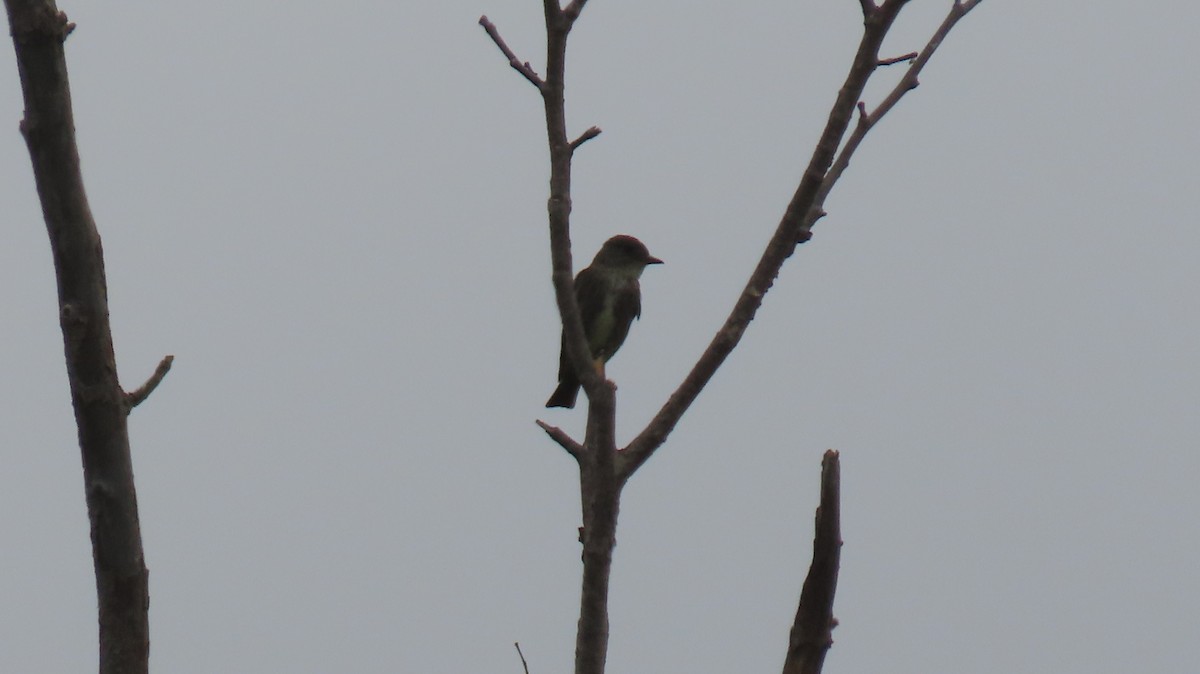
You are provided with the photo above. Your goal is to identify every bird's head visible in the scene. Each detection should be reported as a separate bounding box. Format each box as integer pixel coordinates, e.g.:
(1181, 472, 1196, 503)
(593, 235, 663, 275)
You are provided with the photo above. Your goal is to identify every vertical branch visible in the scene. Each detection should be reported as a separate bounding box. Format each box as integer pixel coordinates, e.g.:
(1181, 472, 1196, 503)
(533, 7, 623, 673)
(481, 5, 614, 674)
(575, 385, 620, 674)
(782, 451, 843, 674)
(539, 2, 598, 402)
(4, 2, 150, 673)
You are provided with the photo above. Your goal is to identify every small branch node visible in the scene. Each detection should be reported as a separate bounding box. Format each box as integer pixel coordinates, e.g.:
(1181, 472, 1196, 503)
(569, 126, 602, 152)
(125, 354, 174, 412)
(855, 101, 872, 129)
(478, 15, 546, 90)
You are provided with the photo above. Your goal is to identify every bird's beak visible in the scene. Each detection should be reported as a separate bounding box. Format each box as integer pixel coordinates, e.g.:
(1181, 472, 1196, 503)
(646, 255, 664, 265)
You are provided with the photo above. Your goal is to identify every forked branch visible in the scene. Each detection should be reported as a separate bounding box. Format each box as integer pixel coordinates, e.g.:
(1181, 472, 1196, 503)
(617, 0, 984, 482)
(814, 0, 983, 215)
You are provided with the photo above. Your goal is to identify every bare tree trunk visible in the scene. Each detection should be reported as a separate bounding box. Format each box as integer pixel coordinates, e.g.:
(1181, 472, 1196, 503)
(3, 3, 170, 672)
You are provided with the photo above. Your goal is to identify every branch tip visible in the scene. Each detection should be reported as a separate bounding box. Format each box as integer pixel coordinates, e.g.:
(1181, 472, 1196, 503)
(878, 51, 918, 66)
(125, 354, 174, 412)
(536, 419, 584, 459)
(569, 126, 602, 151)
(479, 15, 545, 90)
(514, 642, 530, 674)
(781, 450, 842, 674)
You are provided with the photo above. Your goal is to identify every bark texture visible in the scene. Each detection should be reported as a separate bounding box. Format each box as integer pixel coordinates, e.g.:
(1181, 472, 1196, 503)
(4, 3, 150, 672)
(782, 451, 843, 674)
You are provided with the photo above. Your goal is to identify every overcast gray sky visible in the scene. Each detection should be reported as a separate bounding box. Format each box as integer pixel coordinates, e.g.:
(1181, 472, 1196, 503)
(3, 1, 1198, 672)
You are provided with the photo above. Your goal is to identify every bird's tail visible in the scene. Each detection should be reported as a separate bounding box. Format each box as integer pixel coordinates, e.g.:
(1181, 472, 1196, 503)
(545, 375, 580, 408)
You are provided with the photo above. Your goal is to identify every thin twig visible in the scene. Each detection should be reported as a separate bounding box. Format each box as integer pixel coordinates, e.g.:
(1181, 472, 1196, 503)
(877, 51, 917, 66)
(514, 642, 530, 674)
(478, 16, 545, 90)
(812, 0, 983, 221)
(570, 126, 602, 152)
(125, 354, 174, 412)
(536, 420, 584, 460)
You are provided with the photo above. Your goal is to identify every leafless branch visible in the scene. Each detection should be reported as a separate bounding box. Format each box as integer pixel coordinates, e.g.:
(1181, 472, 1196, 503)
(515, 642, 531, 674)
(482, 3, 983, 674)
(479, 3, 602, 409)
(813, 0, 983, 220)
(125, 354, 174, 412)
(5, 2, 153, 672)
(878, 51, 917, 66)
(478, 16, 545, 90)
(781, 450, 843, 674)
(570, 126, 602, 152)
(481, 23, 616, 674)
(536, 419, 584, 460)
(617, 1, 917, 480)
(572, 384, 621, 674)
(617, 0, 984, 480)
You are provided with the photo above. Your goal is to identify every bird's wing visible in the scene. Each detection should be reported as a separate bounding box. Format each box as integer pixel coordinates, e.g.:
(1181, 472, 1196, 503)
(603, 280, 642, 361)
(574, 266, 607, 332)
(557, 267, 605, 377)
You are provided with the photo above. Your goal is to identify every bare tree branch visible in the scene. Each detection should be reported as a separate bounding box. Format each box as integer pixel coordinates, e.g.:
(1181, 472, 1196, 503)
(878, 51, 917, 66)
(515, 642, 531, 674)
(534, 1, 605, 413)
(575, 384, 620, 674)
(812, 0, 984, 224)
(479, 16, 545, 90)
(618, 1, 917, 481)
(481, 4, 983, 674)
(480, 6, 616, 673)
(125, 354, 174, 412)
(536, 419, 584, 460)
(4, 2, 153, 672)
(781, 450, 843, 674)
(570, 126, 602, 152)
(479, 2, 604, 428)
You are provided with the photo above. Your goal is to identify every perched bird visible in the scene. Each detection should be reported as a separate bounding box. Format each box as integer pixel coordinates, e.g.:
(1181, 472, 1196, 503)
(546, 235, 663, 409)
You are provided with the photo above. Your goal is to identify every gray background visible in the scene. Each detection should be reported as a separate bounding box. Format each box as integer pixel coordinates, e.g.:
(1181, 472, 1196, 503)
(3, 1, 1198, 672)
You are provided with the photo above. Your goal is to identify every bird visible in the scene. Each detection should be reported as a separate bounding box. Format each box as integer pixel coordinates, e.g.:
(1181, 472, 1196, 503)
(546, 234, 663, 409)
